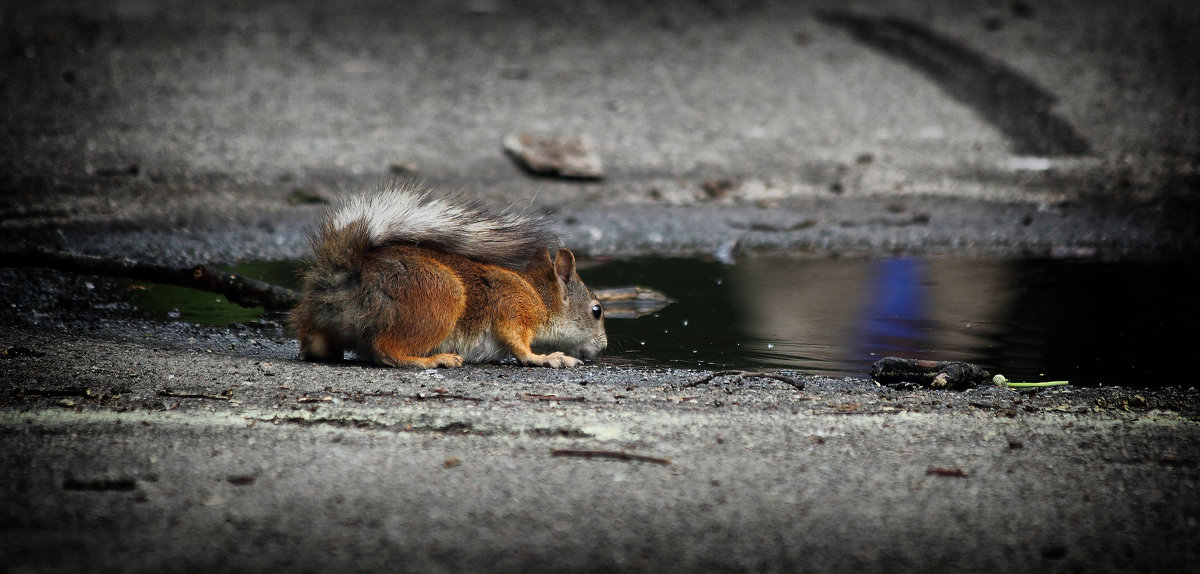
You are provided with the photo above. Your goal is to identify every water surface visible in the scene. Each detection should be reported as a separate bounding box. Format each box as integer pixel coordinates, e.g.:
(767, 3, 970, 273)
(587, 256, 1194, 387)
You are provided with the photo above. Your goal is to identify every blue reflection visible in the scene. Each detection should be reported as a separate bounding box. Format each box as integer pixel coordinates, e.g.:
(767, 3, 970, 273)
(853, 258, 929, 361)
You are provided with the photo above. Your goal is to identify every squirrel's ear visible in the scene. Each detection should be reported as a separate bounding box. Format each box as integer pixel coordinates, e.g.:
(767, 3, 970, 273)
(553, 248, 576, 286)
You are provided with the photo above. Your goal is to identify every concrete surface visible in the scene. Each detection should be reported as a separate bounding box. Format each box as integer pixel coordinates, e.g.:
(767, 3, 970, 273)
(3, 325, 1199, 573)
(2, 1, 1199, 572)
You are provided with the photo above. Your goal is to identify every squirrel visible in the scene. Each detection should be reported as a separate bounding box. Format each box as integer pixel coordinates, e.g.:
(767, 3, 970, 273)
(289, 183, 607, 369)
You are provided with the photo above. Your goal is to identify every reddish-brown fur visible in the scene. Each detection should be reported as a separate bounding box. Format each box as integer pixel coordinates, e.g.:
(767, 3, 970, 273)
(290, 187, 606, 368)
(292, 244, 596, 368)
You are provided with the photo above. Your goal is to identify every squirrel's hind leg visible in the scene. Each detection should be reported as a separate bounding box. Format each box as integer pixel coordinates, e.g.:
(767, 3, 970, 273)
(372, 333, 464, 368)
(299, 329, 345, 362)
(362, 246, 468, 368)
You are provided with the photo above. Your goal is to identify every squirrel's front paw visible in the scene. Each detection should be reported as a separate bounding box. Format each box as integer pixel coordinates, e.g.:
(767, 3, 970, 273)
(521, 352, 582, 369)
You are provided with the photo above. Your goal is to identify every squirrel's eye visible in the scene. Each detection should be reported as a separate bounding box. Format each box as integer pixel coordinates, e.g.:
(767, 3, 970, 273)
(591, 303, 603, 320)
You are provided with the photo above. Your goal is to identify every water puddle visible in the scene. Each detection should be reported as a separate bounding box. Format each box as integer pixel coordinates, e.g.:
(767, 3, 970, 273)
(124, 260, 303, 327)
(123, 257, 1193, 388)
(586, 257, 1194, 387)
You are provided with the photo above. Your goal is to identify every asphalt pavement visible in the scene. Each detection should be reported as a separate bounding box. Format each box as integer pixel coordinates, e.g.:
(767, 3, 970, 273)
(2, 1, 1198, 572)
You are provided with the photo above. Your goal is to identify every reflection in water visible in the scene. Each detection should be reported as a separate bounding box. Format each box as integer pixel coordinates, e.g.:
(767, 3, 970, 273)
(850, 258, 1018, 375)
(590, 256, 1193, 388)
(728, 257, 1017, 377)
(855, 258, 933, 365)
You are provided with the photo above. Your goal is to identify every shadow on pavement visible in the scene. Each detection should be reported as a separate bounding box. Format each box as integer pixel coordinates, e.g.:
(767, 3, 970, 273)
(818, 10, 1090, 156)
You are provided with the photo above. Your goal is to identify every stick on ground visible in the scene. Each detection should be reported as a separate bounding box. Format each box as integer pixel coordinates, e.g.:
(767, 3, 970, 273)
(682, 370, 806, 392)
(2, 246, 300, 310)
(551, 449, 672, 466)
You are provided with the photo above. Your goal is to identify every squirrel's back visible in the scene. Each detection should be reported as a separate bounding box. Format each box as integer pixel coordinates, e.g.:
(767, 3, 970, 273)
(313, 183, 556, 272)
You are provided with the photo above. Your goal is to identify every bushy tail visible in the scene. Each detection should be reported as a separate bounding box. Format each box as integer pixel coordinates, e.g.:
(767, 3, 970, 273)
(307, 217, 375, 276)
(321, 183, 556, 270)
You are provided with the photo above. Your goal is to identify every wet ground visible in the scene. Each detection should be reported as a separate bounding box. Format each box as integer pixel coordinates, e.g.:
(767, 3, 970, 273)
(2, 1, 1199, 572)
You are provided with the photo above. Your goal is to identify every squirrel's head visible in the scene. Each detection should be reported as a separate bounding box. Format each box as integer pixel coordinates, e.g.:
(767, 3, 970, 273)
(531, 247, 607, 359)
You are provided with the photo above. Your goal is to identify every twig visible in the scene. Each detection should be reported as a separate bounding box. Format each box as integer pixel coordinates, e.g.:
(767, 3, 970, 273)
(17, 387, 93, 397)
(927, 467, 969, 478)
(2, 246, 300, 310)
(523, 393, 587, 402)
(297, 395, 333, 403)
(551, 449, 671, 466)
(158, 389, 232, 401)
(411, 393, 482, 402)
(681, 370, 805, 392)
(821, 410, 898, 416)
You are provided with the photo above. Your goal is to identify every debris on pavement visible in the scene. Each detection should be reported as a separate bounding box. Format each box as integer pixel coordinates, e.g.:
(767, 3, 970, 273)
(870, 357, 991, 389)
(503, 133, 604, 179)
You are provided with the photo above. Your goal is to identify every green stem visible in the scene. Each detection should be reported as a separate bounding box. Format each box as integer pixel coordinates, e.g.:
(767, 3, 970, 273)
(1002, 380, 1069, 388)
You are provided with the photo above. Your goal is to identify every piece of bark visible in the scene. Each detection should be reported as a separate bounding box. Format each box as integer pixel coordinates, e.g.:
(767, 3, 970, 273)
(503, 133, 604, 179)
(870, 357, 991, 390)
(592, 286, 673, 319)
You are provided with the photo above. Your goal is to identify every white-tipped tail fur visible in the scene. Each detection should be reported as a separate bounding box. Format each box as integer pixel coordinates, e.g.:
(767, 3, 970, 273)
(329, 182, 556, 269)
